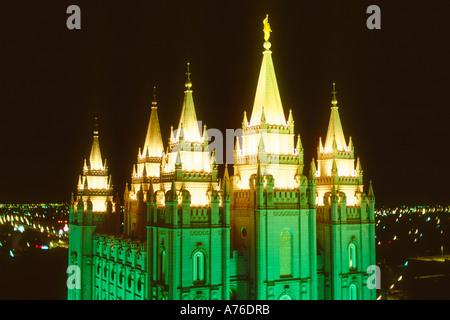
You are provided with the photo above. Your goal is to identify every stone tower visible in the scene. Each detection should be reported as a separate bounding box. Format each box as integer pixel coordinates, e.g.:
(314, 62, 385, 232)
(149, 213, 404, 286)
(314, 83, 376, 300)
(67, 118, 118, 300)
(146, 64, 231, 300)
(124, 87, 164, 240)
(229, 16, 318, 300)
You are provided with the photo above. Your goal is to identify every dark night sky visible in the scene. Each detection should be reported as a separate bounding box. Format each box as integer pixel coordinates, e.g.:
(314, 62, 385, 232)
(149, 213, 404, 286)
(0, 0, 448, 207)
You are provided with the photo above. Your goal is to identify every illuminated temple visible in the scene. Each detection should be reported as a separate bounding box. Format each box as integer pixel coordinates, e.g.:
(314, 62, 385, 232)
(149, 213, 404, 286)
(67, 16, 376, 300)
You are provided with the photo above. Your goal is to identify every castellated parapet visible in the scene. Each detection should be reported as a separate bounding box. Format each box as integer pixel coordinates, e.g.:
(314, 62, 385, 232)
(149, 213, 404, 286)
(92, 234, 147, 300)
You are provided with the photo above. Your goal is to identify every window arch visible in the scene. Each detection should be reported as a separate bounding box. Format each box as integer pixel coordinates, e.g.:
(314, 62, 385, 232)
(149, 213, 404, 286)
(279, 292, 294, 300)
(280, 228, 293, 277)
(193, 250, 206, 284)
(348, 242, 357, 270)
(349, 283, 358, 300)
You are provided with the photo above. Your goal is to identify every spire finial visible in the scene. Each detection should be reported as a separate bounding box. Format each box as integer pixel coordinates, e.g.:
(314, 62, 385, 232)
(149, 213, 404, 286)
(331, 82, 338, 106)
(93, 117, 99, 136)
(152, 86, 157, 108)
(185, 62, 192, 89)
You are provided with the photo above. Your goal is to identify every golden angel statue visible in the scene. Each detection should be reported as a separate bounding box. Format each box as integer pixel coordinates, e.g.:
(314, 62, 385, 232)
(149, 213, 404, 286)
(263, 14, 272, 42)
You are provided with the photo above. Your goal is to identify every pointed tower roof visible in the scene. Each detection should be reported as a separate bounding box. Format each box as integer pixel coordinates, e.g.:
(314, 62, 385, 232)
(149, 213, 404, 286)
(309, 158, 317, 180)
(242, 111, 248, 128)
(288, 109, 294, 124)
(249, 15, 286, 127)
(223, 163, 230, 183)
(143, 86, 164, 158)
(324, 82, 347, 152)
(368, 180, 375, 198)
(220, 163, 230, 194)
(176, 62, 201, 143)
(124, 182, 129, 200)
(235, 135, 241, 154)
(296, 134, 303, 151)
(356, 157, 363, 175)
(89, 117, 103, 170)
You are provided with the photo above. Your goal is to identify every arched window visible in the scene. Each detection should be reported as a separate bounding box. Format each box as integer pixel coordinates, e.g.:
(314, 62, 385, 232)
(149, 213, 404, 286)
(137, 275, 144, 293)
(280, 229, 292, 277)
(111, 266, 115, 281)
(193, 251, 205, 284)
(230, 287, 237, 300)
(96, 260, 101, 275)
(119, 268, 124, 285)
(348, 242, 357, 270)
(349, 283, 358, 300)
(127, 273, 133, 289)
(159, 249, 166, 283)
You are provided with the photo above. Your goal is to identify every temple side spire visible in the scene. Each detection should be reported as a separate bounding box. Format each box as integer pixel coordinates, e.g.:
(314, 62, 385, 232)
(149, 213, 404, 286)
(323, 82, 347, 152)
(89, 117, 103, 170)
(176, 62, 201, 143)
(143, 86, 164, 158)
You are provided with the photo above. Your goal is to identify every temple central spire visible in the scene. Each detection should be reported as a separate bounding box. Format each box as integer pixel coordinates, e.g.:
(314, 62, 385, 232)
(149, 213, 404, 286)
(249, 15, 286, 127)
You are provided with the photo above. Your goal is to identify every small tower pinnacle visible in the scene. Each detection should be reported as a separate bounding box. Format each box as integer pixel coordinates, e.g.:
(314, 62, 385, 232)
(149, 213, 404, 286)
(93, 117, 99, 136)
(323, 82, 347, 152)
(368, 180, 375, 198)
(89, 117, 103, 171)
(331, 82, 338, 107)
(152, 86, 157, 109)
(185, 62, 192, 89)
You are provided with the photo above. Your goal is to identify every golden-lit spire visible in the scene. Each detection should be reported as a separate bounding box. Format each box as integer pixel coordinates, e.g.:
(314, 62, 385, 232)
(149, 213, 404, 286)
(309, 158, 317, 180)
(263, 14, 272, 42)
(143, 86, 164, 158)
(242, 111, 248, 127)
(249, 16, 286, 127)
(89, 117, 103, 171)
(356, 156, 363, 176)
(176, 62, 201, 143)
(323, 82, 347, 152)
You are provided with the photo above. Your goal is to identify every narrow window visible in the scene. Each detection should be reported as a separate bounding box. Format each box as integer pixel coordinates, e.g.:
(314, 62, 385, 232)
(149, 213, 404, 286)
(349, 243, 357, 270)
(193, 251, 205, 283)
(280, 229, 292, 277)
(159, 249, 166, 283)
(349, 283, 358, 300)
